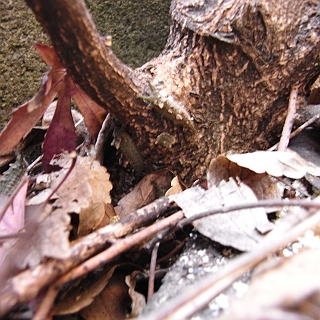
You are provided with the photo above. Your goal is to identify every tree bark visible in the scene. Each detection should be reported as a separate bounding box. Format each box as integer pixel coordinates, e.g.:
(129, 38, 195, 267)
(25, 0, 320, 184)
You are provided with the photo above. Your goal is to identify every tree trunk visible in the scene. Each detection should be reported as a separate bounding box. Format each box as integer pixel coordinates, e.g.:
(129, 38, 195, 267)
(25, 0, 320, 184)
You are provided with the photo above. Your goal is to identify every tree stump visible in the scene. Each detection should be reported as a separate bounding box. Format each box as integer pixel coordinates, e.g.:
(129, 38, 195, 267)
(25, 0, 320, 184)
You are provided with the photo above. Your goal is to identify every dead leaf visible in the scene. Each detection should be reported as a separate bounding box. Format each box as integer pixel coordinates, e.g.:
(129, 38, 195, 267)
(37, 154, 112, 236)
(126, 272, 146, 317)
(165, 176, 184, 196)
(0, 178, 28, 235)
(0, 178, 28, 283)
(72, 84, 107, 141)
(0, 86, 58, 156)
(0, 203, 70, 283)
(289, 129, 320, 168)
(34, 43, 64, 69)
(21, 206, 71, 267)
(42, 78, 77, 172)
(227, 151, 320, 179)
(0, 44, 106, 158)
(53, 266, 116, 315)
(208, 155, 283, 211)
(115, 170, 173, 219)
(42, 101, 88, 145)
(80, 272, 131, 320)
(170, 179, 274, 251)
(217, 249, 320, 320)
(0, 44, 67, 156)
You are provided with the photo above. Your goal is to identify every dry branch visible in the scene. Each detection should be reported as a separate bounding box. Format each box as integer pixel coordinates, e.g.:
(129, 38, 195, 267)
(0, 197, 172, 317)
(140, 206, 320, 320)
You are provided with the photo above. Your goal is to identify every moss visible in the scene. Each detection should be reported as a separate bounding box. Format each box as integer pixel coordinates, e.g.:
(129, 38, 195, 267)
(0, 0, 171, 130)
(85, 0, 171, 68)
(0, 0, 48, 129)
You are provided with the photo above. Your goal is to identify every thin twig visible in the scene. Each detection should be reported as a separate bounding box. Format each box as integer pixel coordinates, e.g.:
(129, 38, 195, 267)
(54, 211, 183, 287)
(45, 151, 77, 202)
(27, 154, 43, 172)
(33, 284, 60, 320)
(268, 112, 320, 151)
(3, 197, 320, 317)
(177, 198, 320, 228)
(148, 242, 160, 301)
(0, 196, 172, 317)
(277, 85, 299, 151)
(156, 238, 188, 264)
(34, 211, 184, 319)
(139, 206, 320, 320)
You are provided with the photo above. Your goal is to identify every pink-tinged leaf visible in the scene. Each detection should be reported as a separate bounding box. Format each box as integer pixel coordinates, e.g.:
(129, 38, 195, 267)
(34, 43, 64, 69)
(35, 44, 106, 140)
(72, 84, 107, 140)
(0, 83, 60, 156)
(0, 177, 28, 235)
(42, 79, 77, 172)
(34, 44, 67, 97)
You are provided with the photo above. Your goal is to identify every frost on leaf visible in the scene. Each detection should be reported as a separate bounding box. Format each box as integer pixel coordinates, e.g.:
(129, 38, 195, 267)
(170, 179, 274, 251)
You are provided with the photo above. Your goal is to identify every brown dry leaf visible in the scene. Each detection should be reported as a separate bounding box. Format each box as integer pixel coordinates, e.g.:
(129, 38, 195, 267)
(170, 178, 273, 251)
(227, 150, 320, 179)
(53, 266, 116, 315)
(208, 155, 282, 211)
(21, 206, 71, 267)
(115, 170, 173, 219)
(79, 272, 131, 320)
(71, 157, 113, 236)
(125, 272, 146, 317)
(217, 249, 320, 320)
(33, 154, 113, 236)
(0, 203, 70, 283)
(165, 176, 184, 196)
